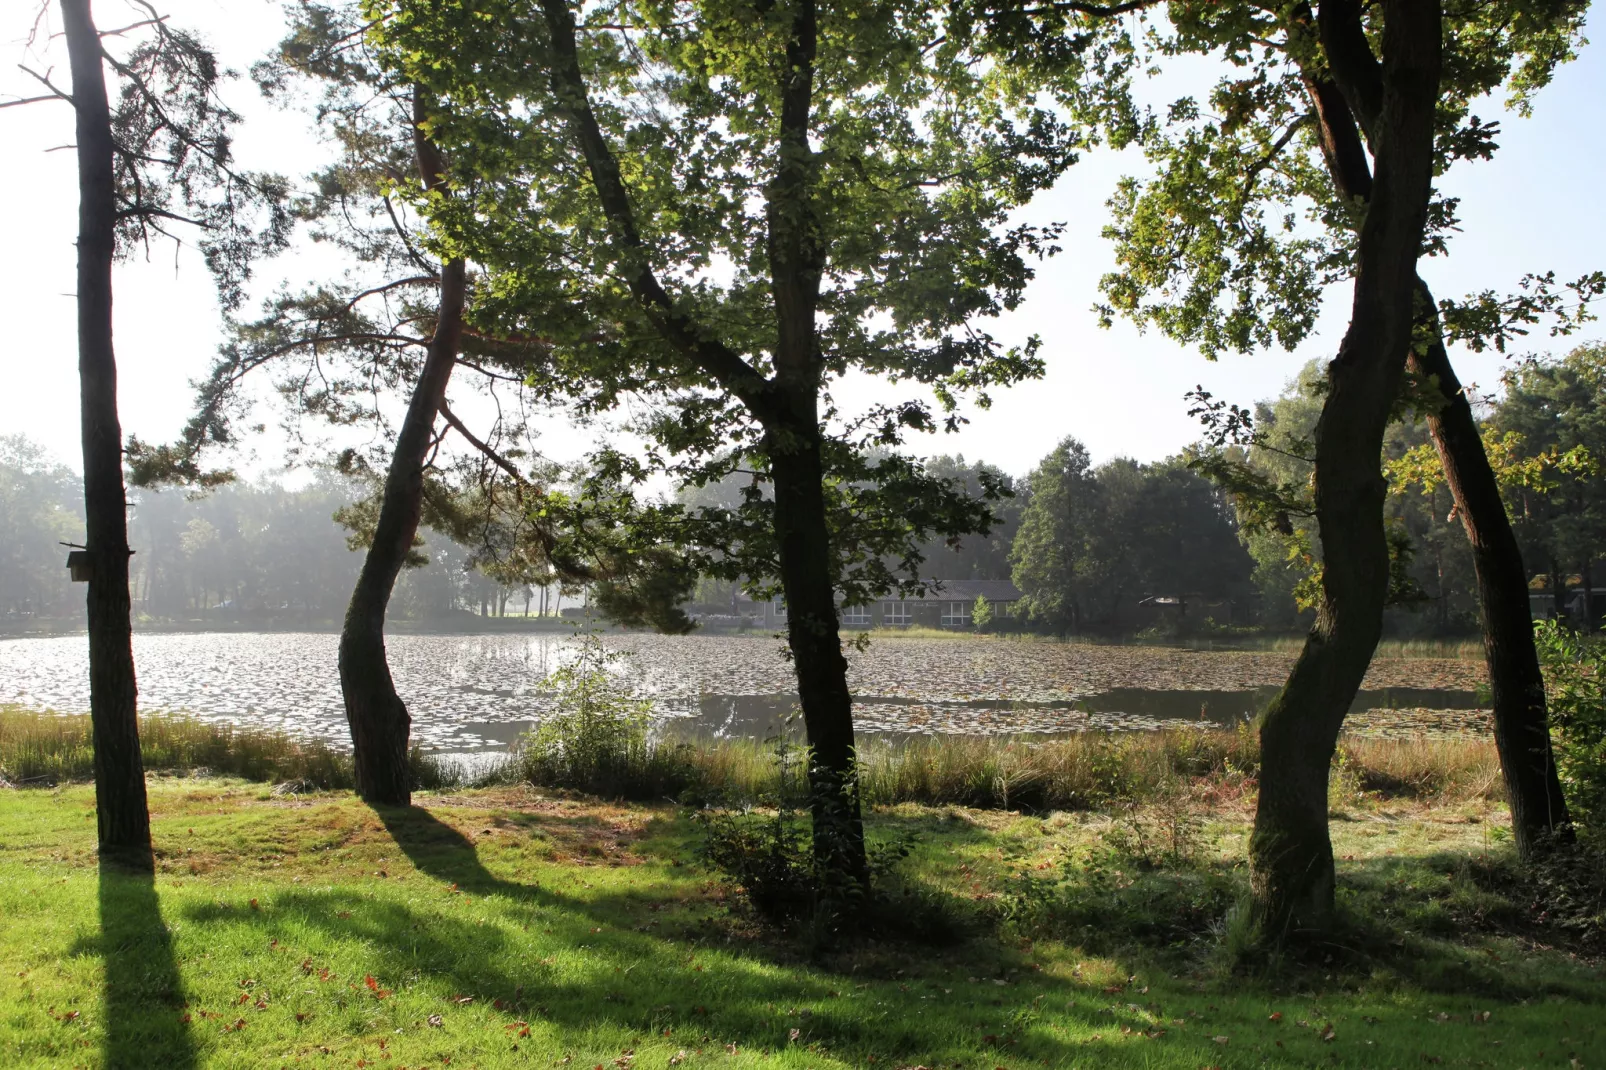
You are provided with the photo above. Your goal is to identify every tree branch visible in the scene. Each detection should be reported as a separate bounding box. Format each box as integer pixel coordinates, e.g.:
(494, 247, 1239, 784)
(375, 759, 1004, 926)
(439, 399, 528, 484)
(0, 92, 68, 109)
(536, 0, 776, 419)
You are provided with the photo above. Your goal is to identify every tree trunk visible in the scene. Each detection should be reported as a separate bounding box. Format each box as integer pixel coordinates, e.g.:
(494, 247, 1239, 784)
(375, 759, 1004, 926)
(770, 434, 870, 891)
(338, 89, 465, 807)
(1583, 560, 1597, 631)
(64, 0, 152, 866)
(1408, 318, 1573, 853)
(1252, 0, 1440, 935)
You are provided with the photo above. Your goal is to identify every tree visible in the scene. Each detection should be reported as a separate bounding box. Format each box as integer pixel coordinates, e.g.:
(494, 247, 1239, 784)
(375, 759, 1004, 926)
(1244, 0, 1442, 933)
(0, 438, 83, 624)
(136, 2, 584, 804)
(918, 456, 1023, 581)
(1010, 439, 1254, 634)
(1011, 438, 1099, 632)
(10, 0, 289, 863)
(376, 0, 1075, 893)
(1492, 346, 1606, 629)
(968, 0, 1586, 866)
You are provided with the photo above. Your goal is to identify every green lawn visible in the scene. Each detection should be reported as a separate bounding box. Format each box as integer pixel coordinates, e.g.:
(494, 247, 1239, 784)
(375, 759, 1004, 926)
(1, 781, 1601, 1069)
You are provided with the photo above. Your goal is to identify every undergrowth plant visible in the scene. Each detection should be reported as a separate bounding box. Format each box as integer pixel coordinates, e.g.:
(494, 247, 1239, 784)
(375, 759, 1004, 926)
(515, 634, 692, 799)
(1535, 619, 1606, 831)
(695, 725, 956, 946)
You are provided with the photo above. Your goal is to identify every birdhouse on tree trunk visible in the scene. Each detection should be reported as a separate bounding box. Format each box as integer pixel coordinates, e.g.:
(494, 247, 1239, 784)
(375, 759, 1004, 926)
(66, 550, 93, 583)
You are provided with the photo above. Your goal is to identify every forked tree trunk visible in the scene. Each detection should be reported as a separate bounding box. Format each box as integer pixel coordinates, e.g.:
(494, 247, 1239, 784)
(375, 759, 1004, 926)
(64, 0, 152, 864)
(1303, 8, 1576, 856)
(536, 0, 870, 890)
(1408, 321, 1573, 854)
(338, 91, 466, 806)
(1251, 0, 1440, 935)
(770, 433, 870, 891)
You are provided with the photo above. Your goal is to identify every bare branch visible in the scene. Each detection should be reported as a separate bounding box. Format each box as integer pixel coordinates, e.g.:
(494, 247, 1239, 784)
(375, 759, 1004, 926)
(0, 92, 68, 109)
(16, 63, 73, 104)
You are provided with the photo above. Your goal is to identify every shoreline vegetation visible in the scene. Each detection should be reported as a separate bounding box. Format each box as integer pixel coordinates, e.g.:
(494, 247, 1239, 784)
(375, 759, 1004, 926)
(2, 706, 1500, 812)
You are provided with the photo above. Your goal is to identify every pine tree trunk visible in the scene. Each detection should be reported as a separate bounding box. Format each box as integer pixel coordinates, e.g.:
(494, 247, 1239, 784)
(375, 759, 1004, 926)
(338, 90, 465, 807)
(64, 0, 152, 865)
(1252, 0, 1440, 935)
(1407, 320, 1573, 853)
(770, 435, 870, 891)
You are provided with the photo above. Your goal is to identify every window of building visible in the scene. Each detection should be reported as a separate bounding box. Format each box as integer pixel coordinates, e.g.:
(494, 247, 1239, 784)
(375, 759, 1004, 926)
(841, 604, 871, 627)
(940, 600, 972, 628)
(772, 599, 787, 621)
(881, 600, 911, 627)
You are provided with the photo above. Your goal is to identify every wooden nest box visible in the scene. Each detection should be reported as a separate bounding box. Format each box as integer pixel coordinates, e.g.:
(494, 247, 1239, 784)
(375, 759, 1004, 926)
(66, 550, 93, 582)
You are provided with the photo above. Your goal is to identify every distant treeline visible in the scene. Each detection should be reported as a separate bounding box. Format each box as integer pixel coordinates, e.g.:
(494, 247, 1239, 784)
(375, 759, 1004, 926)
(0, 445, 580, 629)
(5, 346, 1603, 637)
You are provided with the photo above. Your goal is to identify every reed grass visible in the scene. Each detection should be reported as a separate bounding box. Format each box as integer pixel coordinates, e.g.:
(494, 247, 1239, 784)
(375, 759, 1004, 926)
(651, 727, 1500, 810)
(0, 706, 456, 790)
(2, 705, 1500, 810)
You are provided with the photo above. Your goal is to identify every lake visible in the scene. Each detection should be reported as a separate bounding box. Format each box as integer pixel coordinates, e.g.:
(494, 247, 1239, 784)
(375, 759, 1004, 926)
(0, 631, 1491, 753)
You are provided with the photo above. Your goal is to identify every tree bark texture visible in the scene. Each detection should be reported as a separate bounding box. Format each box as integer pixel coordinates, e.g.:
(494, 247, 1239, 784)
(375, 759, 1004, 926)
(338, 91, 465, 807)
(1296, 6, 1573, 855)
(538, 0, 870, 888)
(64, 0, 153, 864)
(1251, 0, 1440, 935)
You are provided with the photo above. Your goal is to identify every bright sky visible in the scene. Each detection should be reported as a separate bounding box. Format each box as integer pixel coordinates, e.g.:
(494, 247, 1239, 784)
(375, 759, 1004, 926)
(2, 0, 1603, 482)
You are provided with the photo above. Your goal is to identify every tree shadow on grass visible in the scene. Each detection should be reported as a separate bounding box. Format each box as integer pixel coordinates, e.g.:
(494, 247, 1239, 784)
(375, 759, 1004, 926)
(169, 803, 1166, 1068)
(99, 858, 195, 1070)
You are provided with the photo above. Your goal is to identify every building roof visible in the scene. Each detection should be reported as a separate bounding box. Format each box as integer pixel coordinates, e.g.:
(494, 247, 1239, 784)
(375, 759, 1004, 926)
(911, 579, 1022, 602)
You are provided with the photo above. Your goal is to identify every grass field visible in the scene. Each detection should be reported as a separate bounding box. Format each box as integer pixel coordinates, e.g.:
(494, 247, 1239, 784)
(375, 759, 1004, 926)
(2, 778, 1602, 1069)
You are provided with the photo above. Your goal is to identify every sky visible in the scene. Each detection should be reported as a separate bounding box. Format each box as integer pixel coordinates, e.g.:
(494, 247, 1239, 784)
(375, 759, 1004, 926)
(2, 0, 1603, 482)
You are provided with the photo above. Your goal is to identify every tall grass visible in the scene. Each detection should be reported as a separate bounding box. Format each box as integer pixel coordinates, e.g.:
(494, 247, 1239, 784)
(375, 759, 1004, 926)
(0, 707, 457, 790)
(655, 728, 1500, 810)
(3, 705, 1501, 811)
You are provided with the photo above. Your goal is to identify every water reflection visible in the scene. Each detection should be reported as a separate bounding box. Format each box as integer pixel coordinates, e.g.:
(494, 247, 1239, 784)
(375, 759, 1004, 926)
(0, 631, 1491, 753)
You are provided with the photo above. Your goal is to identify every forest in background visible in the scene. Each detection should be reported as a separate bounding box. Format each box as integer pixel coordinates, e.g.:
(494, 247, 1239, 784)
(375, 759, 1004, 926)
(7, 342, 1602, 637)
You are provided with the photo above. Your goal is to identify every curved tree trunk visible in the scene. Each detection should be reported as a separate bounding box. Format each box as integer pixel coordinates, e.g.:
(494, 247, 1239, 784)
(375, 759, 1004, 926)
(65, 0, 152, 865)
(1251, 0, 1440, 935)
(1407, 311, 1573, 854)
(1297, 0, 1572, 859)
(339, 91, 465, 806)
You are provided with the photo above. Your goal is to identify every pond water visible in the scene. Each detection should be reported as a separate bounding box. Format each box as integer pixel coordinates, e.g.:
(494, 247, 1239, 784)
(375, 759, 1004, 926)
(0, 631, 1491, 753)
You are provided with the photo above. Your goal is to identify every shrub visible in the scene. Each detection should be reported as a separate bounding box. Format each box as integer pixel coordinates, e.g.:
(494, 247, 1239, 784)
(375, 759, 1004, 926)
(1535, 620, 1606, 830)
(695, 732, 959, 943)
(514, 634, 693, 799)
(972, 596, 993, 633)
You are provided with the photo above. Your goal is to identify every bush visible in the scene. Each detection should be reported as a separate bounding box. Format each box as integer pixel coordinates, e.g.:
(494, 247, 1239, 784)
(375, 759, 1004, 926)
(514, 635, 693, 799)
(1535, 619, 1606, 830)
(695, 732, 958, 943)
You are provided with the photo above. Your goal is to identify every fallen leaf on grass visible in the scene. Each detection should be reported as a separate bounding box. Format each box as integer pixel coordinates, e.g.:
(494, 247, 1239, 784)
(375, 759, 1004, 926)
(1319, 1024, 1336, 1042)
(1213, 1036, 1230, 1045)
(427, 1014, 444, 1028)
(364, 975, 392, 999)
(1268, 1012, 1282, 1022)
